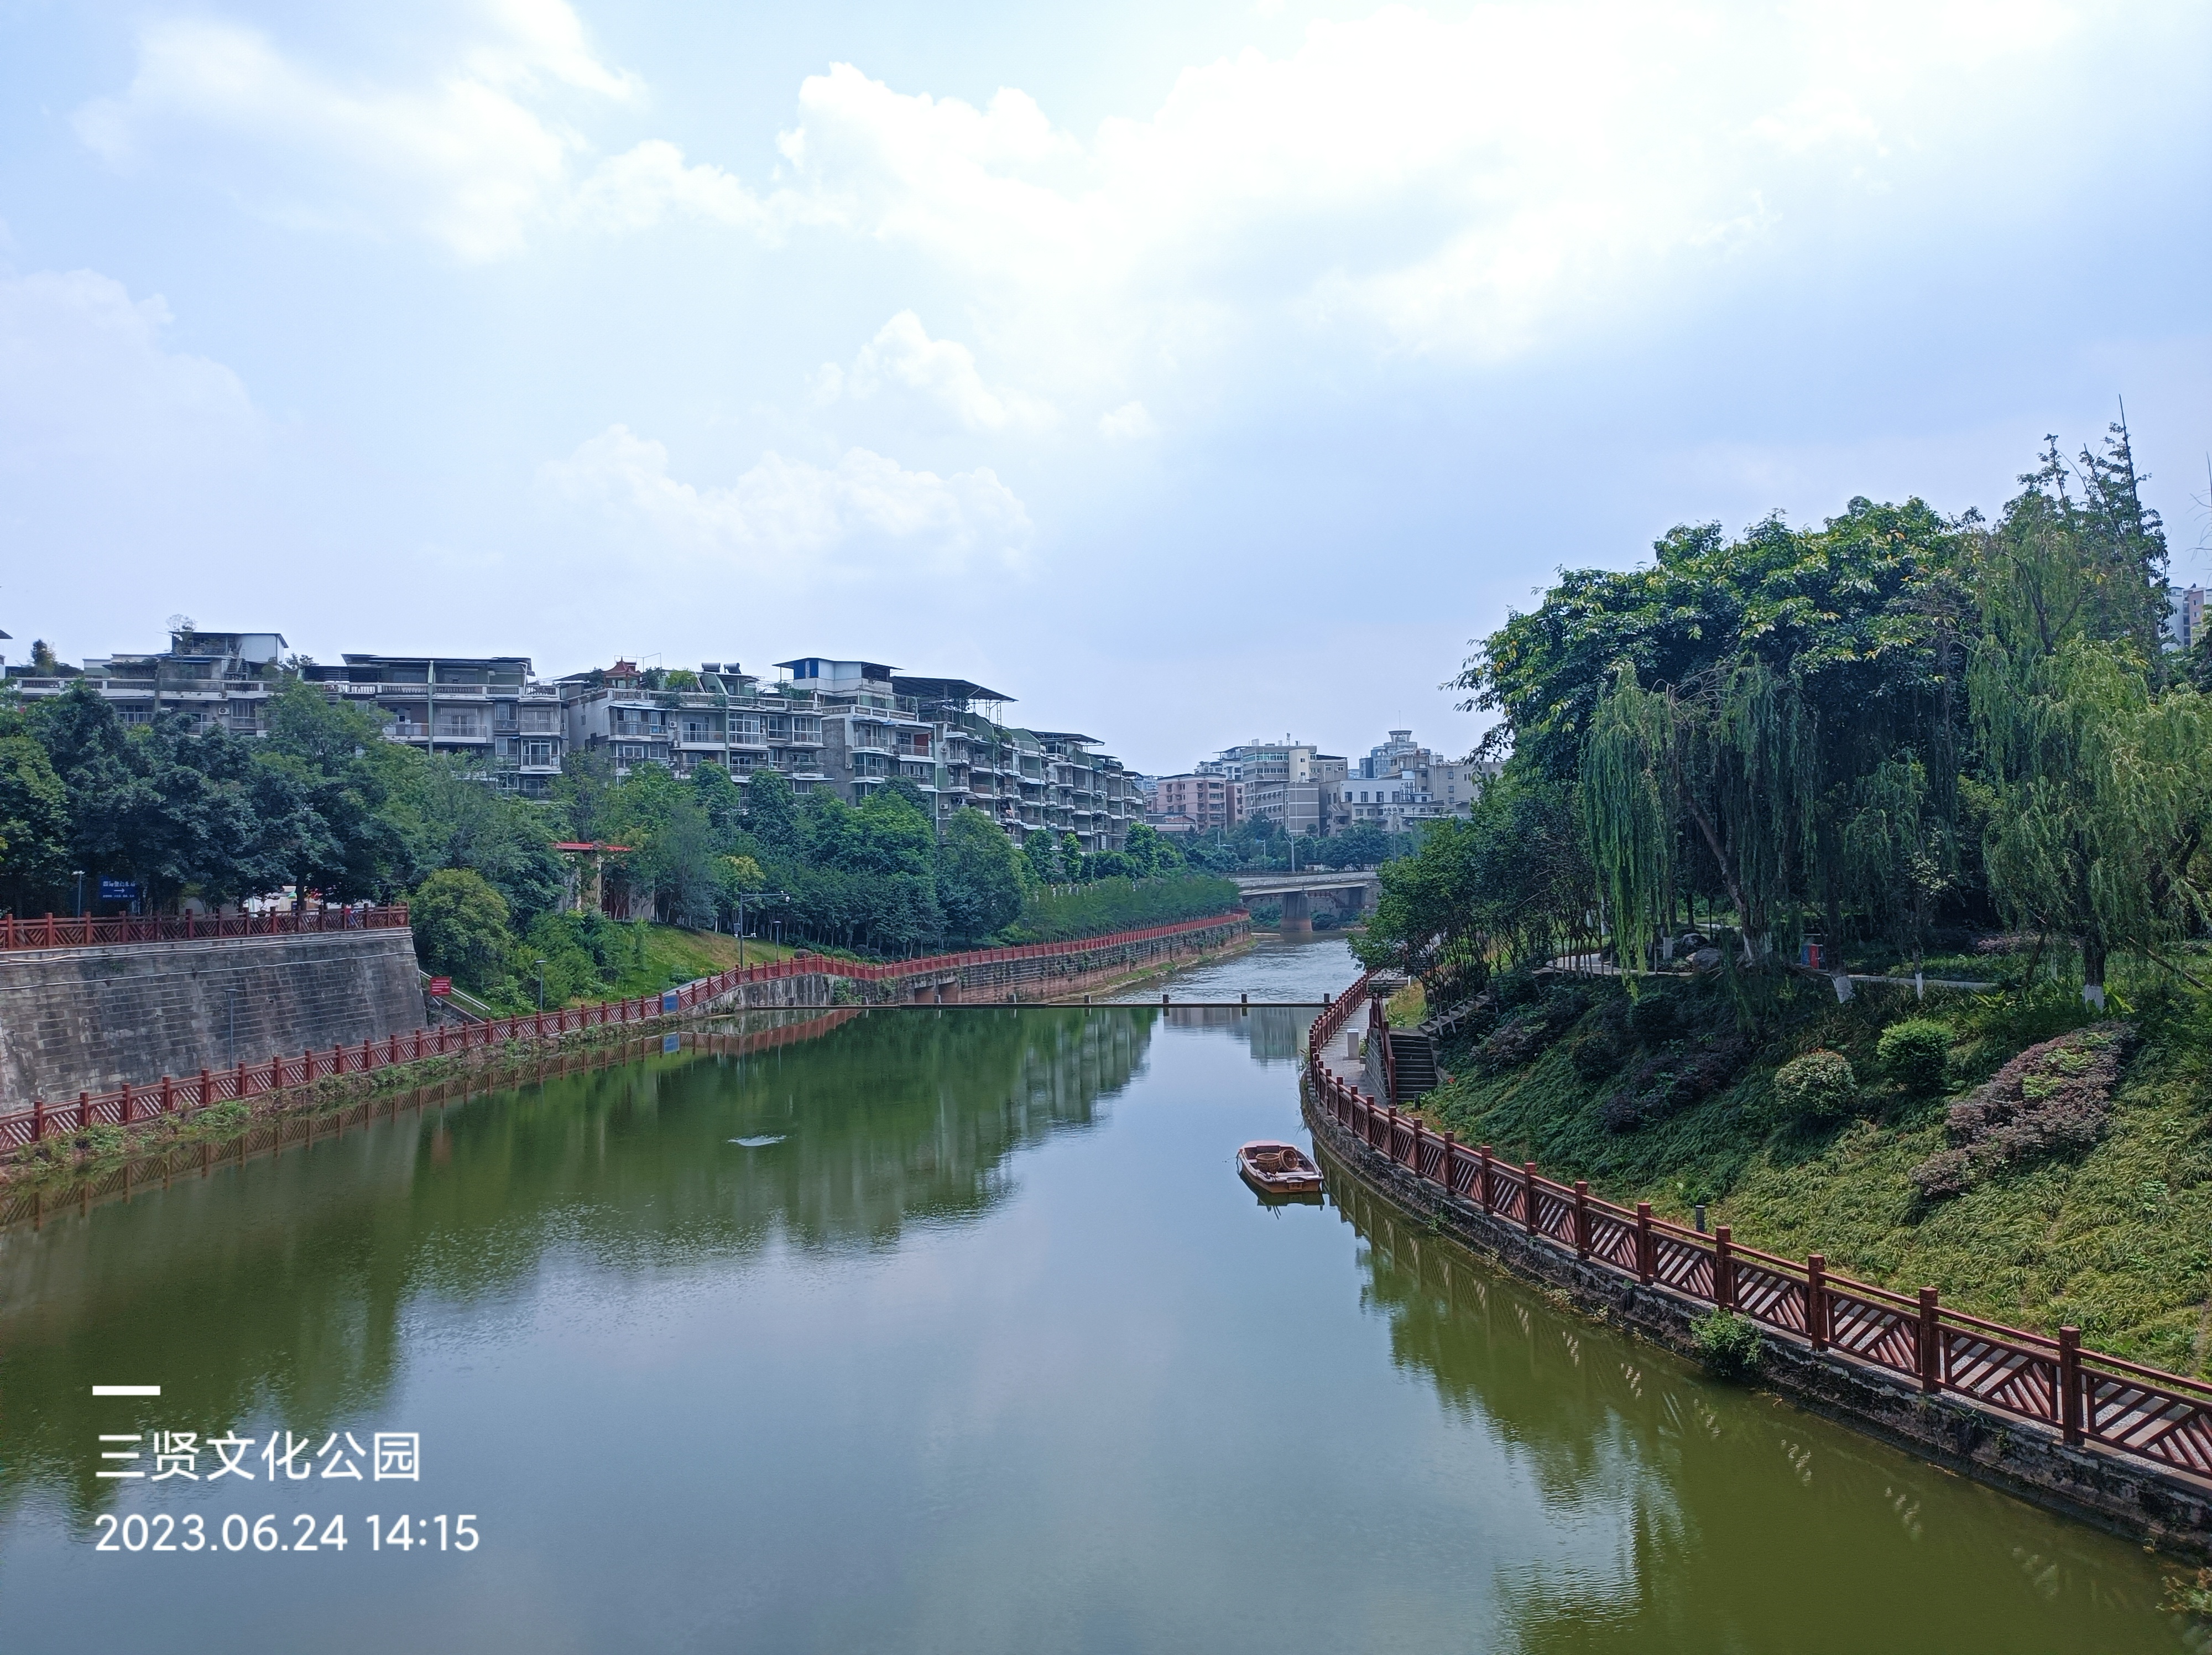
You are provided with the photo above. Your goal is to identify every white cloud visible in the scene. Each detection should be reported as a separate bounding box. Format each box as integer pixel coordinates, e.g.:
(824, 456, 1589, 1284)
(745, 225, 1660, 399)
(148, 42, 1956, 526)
(838, 311, 1056, 431)
(770, 2, 2096, 367)
(567, 140, 770, 235)
(0, 269, 261, 476)
(1098, 401, 1156, 441)
(541, 425, 1032, 575)
(70, 4, 774, 260)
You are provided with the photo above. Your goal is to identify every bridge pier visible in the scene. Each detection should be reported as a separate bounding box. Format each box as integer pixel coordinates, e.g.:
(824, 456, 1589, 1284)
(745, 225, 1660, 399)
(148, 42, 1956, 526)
(1279, 891, 1312, 935)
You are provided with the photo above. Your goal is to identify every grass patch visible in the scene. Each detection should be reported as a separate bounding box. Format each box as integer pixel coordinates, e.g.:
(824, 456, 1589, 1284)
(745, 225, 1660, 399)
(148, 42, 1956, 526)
(1422, 967, 2212, 1371)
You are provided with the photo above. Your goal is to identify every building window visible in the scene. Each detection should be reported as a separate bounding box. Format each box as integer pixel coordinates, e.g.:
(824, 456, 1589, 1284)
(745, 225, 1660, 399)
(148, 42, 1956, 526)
(522, 740, 554, 767)
(618, 743, 644, 762)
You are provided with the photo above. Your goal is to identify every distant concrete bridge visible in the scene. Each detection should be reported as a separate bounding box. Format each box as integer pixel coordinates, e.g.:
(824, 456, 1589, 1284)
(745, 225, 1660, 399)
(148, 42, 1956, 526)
(1229, 870, 1380, 934)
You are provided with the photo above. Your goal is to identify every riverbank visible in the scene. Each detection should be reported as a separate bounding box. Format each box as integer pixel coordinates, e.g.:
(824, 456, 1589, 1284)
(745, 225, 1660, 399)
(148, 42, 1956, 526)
(0, 917, 1253, 1190)
(7, 935, 2188, 1652)
(1303, 982, 2212, 1560)
(1408, 969, 2212, 1377)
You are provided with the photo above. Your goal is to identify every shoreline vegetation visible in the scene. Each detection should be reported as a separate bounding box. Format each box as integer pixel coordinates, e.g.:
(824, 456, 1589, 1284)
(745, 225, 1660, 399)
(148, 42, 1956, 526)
(1353, 427, 2212, 1378)
(0, 924, 1255, 1198)
(0, 664, 1243, 1017)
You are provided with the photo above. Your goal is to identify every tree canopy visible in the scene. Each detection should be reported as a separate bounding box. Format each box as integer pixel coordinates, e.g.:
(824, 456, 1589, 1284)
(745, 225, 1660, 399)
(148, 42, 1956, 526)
(1364, 423, 2192, 1007)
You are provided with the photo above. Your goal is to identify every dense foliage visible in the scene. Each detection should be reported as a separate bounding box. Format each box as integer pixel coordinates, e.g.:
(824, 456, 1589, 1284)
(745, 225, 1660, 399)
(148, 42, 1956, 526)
(1000, 875, 1243, 943)
(0, 678, 1238, 1004)
(1358, 424, 2199, 1007)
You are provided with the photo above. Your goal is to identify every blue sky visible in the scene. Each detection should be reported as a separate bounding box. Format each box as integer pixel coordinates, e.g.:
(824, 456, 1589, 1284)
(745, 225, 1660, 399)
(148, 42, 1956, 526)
(2, 0, 2206, 773)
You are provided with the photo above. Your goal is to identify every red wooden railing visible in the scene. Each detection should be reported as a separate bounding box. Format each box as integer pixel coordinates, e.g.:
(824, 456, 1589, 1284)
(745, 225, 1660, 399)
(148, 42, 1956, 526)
(0, 904, 409, 950)
(0, 912, 1246, 1155)
(1303, 975, 2212, 1488)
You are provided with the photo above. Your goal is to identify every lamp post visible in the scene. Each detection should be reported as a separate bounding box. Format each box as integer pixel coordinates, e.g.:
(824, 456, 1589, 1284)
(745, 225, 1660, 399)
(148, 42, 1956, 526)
(733, 891, 790, 970)
(534, 958, 546, 1012)
(72, 870, 85, 918)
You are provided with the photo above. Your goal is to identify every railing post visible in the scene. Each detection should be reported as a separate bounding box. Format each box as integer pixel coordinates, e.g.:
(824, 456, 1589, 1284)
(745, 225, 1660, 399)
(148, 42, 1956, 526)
(33, 1098, 46, 1141)
(1441, 1131, 1456, 1194)
(1713, 1225, 1735, 1310)
(118, 1082, 133, 1124)
(2057, 1325, 2084, 1445)
(1478, 1145, 1493, 1213)
(1573, 1180, 1590, 1259)
(1917, 1288, 1942, 1393)
(1523, 1163, 1540, 1237)
(77, 1091, 91, 1132)
(1807, 1253, 1828, 1351)
(199, 1068, 211, 1108)
(1635, 1202, 1655, 1284)
(160, 1075, 174, 1115)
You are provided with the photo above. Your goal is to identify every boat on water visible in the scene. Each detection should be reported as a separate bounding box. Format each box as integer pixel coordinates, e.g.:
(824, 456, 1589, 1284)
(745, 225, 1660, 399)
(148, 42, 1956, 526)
(1238, 1140, 1324, 1198)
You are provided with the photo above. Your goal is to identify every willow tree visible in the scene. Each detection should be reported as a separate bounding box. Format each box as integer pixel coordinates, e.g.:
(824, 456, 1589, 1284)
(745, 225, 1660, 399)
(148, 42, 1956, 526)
(1971, 440, 2209, 1002)
(1582, 657, 1819, 972)
(1975, 637, 2212, 1002)
(1840, 754, 1955, 979)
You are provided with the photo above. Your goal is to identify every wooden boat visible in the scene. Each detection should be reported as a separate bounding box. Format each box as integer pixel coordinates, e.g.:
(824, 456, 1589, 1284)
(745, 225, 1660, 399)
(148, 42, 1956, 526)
(1238, 1140, 1324, 1197)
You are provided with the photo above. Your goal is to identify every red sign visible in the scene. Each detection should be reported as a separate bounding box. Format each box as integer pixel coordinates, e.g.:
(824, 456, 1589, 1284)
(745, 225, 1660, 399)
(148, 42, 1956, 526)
(428, 977, 452, 997)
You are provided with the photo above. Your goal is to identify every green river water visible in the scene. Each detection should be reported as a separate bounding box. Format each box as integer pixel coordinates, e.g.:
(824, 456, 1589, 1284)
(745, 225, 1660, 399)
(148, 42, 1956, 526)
(0, 935, 2198, 1652)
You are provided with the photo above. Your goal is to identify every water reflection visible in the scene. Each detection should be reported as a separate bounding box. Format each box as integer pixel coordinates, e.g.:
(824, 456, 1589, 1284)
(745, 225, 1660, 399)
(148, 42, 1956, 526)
(1156, 1004, 1311, 1064)
(1326, 1166, 2182, 1654)
(0, 1006, 1150, 1521)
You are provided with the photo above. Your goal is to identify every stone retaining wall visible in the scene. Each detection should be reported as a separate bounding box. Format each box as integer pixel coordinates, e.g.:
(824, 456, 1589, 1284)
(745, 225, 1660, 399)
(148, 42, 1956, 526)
(0, 931, 424, 1105)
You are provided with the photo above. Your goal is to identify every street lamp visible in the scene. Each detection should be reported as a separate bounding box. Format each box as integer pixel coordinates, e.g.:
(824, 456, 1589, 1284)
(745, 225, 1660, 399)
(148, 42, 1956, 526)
(534, 958, 546, 1012)
(733, 891, 790, 970)
(72, 870, 86, 918)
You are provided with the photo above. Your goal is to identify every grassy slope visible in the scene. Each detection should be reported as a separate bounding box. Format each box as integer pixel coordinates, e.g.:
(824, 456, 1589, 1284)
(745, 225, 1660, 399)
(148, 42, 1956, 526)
(1420, 975, 2212, 1373)
(604, 927, 800, 999)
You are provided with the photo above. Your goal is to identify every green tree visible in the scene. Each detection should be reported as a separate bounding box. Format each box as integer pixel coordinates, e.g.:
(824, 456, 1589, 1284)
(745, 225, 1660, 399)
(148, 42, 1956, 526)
(937, 808, 1024, 943)
(691, 763, 748, 837)
(1121, 821, 1165, 878)
(386, 755, 564, 924)
(410, 867, 514, 992)
(745, 768, 803, 855)
(0, 730, 70, 907)
(1023, 830, 1061, 885)
(1970, 443, 2200, 1002)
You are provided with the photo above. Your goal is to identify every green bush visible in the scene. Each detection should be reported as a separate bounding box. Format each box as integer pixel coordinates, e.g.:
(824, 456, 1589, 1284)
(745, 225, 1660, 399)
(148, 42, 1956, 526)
(1877, 1018, 1952, 1096)
(410, 868, 515, 993)
(1628, 991, 1679, 1044)
(1771, 1048, 1858, 1123)
(1691, 1310, 1764, 1381)
(1569, 1027, 1625, 1079)
(1000, 875, 1242, 943)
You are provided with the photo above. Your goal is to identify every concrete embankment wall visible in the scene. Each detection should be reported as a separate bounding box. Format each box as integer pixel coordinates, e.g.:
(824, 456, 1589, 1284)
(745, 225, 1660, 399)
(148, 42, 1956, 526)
(0, 931, 424, 1105)
(1303, 1083, 2212, 1560)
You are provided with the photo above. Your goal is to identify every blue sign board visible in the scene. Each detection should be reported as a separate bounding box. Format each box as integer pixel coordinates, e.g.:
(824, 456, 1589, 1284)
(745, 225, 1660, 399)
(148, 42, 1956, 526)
(98, 878, 138, 902)
(660, 991, 681, 1013)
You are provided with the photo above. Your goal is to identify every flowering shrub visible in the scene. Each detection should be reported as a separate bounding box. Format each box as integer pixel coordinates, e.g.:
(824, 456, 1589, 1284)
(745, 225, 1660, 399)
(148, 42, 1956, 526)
(1910, 1023, 2131, 1199)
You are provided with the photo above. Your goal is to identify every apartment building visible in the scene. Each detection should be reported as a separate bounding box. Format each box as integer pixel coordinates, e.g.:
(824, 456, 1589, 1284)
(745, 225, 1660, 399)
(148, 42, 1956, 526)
(557, 659, 828, 794)
(781, 660, 1138, 853)
(2168, 585, 2206, 652)
(7, 628, 292, 735)
(305, 654, 566, 796)
(1150, 772, 1237, 832)
(1331, 729, 1498, 832)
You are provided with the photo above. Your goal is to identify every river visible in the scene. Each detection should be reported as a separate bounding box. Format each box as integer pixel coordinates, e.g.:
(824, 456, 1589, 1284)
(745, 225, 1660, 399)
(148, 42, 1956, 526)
(0, 933, 2193, 1652)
